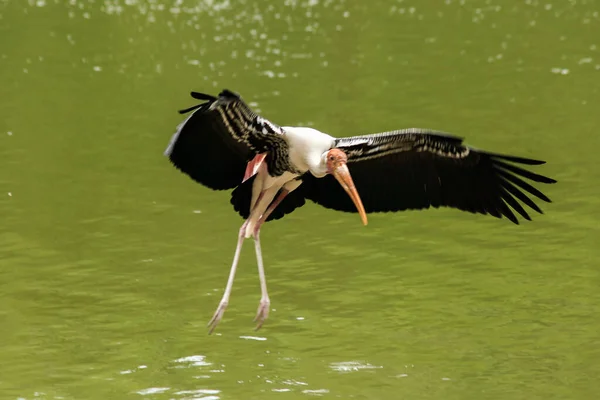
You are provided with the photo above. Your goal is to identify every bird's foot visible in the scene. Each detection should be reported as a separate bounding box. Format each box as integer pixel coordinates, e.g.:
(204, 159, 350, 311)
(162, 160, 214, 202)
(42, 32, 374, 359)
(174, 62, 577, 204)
(253, 296, 270, 331)
(207, 300, 228, 334)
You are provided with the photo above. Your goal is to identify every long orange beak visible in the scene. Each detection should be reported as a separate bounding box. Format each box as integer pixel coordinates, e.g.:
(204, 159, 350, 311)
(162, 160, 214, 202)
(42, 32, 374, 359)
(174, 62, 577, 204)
(332, 163, 368, 226)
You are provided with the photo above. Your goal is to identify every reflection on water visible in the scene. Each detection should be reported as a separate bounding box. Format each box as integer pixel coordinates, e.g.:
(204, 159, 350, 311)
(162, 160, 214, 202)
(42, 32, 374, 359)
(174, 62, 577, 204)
(128, 355, 221, 398)
(136, 387, 170, 396)
(2, 0, 600, 399)
(173, 390, 220, 400)
(120, 364, 148, 375)
(239, 335, 268, 341)
(173, 355, 212, 368)
(330, 361, 383, 372)
(136, 388, 220, 399)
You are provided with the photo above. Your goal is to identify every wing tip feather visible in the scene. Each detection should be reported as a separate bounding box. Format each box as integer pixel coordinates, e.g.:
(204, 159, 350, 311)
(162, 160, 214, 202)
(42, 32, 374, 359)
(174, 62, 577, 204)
(190, 91, 217, 101)
(218, 89, 241, 99)
(490, 153, 548, 165)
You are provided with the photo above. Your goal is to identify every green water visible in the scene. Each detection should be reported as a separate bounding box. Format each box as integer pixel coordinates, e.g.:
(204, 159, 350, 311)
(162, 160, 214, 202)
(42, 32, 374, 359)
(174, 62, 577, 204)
(1, 0, 599, 398)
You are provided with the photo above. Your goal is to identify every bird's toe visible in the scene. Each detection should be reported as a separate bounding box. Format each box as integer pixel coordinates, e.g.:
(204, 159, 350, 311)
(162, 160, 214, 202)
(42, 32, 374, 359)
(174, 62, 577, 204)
(207, 300, 228, 334)
(253, 297, 270, 330)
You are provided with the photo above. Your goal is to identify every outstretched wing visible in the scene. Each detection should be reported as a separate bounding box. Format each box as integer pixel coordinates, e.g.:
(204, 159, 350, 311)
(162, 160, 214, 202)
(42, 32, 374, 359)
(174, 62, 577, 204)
(164, 89, 287, 190)
(302, 128, 556, 224)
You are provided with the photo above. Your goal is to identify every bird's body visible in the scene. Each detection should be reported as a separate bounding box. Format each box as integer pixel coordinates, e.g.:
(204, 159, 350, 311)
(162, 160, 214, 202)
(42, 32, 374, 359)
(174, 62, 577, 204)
(164, 89, 556, 333)
(282, 127, 336, 176)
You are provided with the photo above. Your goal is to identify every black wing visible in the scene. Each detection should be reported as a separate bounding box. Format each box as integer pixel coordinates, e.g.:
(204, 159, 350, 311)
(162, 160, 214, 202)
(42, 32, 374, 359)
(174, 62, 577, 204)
(164, 89, 287, 190)
(302, 129, 556, 224)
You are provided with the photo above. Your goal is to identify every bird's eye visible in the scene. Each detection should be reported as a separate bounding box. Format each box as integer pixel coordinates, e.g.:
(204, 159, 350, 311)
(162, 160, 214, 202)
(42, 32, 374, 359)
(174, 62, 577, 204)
(329, 156, 335, 161)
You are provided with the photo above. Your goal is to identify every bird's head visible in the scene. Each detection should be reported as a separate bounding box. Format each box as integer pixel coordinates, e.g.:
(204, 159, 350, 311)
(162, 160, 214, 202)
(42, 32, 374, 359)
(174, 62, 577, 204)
(325, 148, 348, 174)
(324, 148, 368, 226)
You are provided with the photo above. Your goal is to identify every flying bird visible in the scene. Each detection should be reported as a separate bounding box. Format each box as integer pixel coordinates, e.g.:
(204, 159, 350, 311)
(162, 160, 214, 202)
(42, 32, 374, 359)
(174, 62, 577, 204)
(164, 89, 556, 334)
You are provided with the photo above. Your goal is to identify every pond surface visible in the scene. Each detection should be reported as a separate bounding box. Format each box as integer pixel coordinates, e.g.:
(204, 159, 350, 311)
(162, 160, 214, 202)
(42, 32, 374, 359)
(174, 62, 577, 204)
(1, 0, 599, 399)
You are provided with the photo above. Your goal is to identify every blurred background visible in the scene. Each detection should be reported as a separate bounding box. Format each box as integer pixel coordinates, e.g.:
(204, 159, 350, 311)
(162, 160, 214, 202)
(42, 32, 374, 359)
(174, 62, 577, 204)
(1, 0, 599, 399)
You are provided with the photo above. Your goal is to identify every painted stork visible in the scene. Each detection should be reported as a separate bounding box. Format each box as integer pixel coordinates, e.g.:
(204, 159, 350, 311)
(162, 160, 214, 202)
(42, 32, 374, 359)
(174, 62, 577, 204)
(164, 89, 556, 334)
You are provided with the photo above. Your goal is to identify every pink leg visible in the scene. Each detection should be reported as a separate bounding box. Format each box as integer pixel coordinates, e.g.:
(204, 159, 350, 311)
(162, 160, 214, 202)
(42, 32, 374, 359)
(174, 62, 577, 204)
(254, 189, 292, 236)
(207, 190, 269, 334)
(207, 220, 248, 334)
(207, 184, 297, 332)
(252, 189, 292, 330)
(252, 232, 269, 330)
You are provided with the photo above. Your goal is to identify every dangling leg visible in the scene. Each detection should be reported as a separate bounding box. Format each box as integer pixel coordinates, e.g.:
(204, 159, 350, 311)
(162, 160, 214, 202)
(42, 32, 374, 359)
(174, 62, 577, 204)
(207, 188, 269, 334)
(207, 220, 248, 334)
(207, 176, 301, 333)
(252, 179, 303, 330)
(253, 230, 269, 330)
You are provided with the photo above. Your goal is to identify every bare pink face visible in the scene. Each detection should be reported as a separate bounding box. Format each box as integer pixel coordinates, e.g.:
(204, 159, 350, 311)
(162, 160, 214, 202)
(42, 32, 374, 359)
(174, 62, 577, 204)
(324, 148, 368, 226)
(325, 148, 348, 175)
